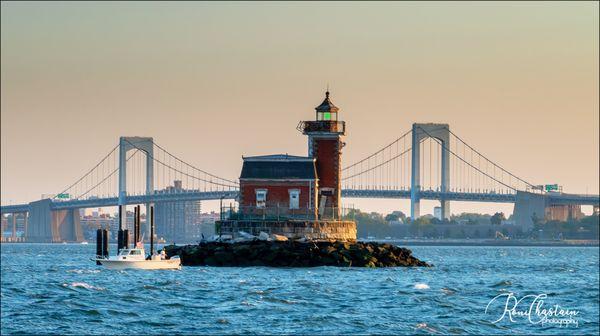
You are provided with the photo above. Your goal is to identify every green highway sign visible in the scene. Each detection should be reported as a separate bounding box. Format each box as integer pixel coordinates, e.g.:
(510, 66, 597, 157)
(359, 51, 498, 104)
(57, 193, 70, 199)
(545, 184, 559, 192)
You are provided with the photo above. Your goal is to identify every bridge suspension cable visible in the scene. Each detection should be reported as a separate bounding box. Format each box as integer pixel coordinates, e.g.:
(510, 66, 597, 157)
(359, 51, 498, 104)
(151, 141, 238, 185)
(342, 128, 413, 190)
(342, 147, 411, 180)
(75, 149, 139, 199)
(52, 144, 119, 200)
(340, 123, 537, 195)
(124, 139, 238, 190)
(342, 129, 412, 171)
(415, 125, 520, 192)
(445, 127, 535, 189)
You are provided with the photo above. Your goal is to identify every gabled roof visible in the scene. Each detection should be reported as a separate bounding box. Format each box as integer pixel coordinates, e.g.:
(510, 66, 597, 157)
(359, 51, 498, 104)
(241, 154, 317, 180)
(315, 91, 339, 113)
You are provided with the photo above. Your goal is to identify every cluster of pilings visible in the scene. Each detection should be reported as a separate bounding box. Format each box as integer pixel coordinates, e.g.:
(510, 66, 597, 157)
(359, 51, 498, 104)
(98, 204, 155, 258)
(95, 229, 109, 264)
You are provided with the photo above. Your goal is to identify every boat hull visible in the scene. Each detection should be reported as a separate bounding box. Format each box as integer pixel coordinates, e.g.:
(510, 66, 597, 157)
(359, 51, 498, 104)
(97, 258, 181, 270)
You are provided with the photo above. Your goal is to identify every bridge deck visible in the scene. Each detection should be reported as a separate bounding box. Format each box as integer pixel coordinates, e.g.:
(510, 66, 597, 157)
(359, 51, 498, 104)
(2, 189, 597, 214)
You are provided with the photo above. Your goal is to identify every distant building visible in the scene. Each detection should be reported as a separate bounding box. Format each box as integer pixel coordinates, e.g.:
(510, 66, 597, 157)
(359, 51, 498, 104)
(80, 213, 117, 241)
(198, 212, 219, 238)
(433, 207, 442, 220)
(389, 220, 405, 226)
(0, 214, 27, 242)
(154, 180, 204, 243)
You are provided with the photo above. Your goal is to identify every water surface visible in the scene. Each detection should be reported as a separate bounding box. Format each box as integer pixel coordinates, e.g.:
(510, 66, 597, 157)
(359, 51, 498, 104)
(1, 244, 598, 334)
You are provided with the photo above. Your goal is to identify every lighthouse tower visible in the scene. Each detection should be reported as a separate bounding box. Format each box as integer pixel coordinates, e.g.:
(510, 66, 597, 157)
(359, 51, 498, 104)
(301, 91, 346, 218)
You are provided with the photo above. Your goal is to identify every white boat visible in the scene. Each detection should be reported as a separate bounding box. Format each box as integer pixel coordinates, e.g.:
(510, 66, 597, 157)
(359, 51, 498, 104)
(95, 205, 180, 270)
(81, 241, 89, 245)
(96, 247, 181, 270)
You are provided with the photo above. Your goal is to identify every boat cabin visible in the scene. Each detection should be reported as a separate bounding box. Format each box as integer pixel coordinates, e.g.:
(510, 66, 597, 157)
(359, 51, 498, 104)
(116, 248, 146, 260)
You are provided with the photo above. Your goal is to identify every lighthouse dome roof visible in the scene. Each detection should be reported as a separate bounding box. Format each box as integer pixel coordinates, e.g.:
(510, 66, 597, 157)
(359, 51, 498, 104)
(315, 91, 339, 113)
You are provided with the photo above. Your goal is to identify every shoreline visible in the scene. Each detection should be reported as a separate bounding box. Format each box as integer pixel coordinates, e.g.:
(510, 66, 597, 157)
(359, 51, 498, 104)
(362, 239, 599, 247)
(1, 239, 598, 247)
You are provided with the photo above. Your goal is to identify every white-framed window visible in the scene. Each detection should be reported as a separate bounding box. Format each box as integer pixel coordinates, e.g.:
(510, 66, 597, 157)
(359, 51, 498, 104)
(289, 189, 300, 209)
(255, 189, 267, 208)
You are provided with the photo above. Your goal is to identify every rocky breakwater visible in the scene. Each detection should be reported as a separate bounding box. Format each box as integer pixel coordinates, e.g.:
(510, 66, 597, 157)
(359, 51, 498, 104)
(164, 240, 431, 267)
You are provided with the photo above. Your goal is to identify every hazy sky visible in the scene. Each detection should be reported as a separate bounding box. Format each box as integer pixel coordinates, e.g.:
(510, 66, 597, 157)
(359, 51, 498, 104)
(1, 2, 598, 215)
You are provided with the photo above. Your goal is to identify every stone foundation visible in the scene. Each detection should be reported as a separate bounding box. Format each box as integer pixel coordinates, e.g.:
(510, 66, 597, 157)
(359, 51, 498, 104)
(217, 220, 357, 241)
(164, 241, 431, 267)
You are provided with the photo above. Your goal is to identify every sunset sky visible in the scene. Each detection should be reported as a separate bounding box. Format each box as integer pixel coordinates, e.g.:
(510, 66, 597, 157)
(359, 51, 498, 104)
(1, 2, 598, 215)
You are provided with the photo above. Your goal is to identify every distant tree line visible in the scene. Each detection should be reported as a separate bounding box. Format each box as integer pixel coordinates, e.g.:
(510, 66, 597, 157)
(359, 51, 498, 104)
(532, 215, 599, 240)
(343, 208, 599, 240)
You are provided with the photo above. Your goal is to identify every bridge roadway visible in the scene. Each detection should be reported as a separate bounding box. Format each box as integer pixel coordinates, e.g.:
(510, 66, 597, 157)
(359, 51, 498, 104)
(1, 189, 598, 214)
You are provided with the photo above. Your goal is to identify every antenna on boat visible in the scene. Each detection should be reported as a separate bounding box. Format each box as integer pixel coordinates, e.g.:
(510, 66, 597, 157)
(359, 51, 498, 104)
(150, 205, 155, 257)
(134, 205, 141, 244)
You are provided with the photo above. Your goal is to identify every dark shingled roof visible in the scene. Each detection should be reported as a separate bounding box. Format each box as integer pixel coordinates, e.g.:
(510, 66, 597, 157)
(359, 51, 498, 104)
(240, 155, 317, 180)
(315, 91, 339, 113)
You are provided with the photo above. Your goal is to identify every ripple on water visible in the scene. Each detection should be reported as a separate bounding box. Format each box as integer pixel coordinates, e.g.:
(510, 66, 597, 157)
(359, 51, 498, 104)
(415, 322, 439, 334)
(105, 309, 139, 317)
(72, 308, 103, 317)
(62, 282, 105, 291)
(66, 269, 100, 274)
(441, 287, 456, 295)
(414, 283, 430, 290)
(490, 280, 512, 288)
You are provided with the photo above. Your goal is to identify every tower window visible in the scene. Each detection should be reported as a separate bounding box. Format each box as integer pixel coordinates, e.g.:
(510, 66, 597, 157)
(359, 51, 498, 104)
(255, 189, 267, 208)
(317, 111, 337, 121)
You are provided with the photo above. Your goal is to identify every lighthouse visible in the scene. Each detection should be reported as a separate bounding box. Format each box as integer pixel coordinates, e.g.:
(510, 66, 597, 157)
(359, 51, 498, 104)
(217, 90, 356, 241)
(301, 91, 346, 219)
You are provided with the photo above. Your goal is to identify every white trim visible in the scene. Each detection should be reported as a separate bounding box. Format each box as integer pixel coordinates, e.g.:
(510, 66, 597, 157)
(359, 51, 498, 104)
(255, 189, 267, 209)
(288, 189, 300, 209)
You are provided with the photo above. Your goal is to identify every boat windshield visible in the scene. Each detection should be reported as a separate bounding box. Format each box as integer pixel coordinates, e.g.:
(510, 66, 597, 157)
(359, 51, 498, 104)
(129, 250, 142, 255)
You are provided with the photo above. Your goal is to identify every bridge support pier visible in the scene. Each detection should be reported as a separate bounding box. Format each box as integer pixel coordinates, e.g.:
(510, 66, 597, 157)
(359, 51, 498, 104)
(513, 191, 547, 231)
(410, 197, 421, 222)
(440, 200, 451, 221)
(26, 199, 83, 242)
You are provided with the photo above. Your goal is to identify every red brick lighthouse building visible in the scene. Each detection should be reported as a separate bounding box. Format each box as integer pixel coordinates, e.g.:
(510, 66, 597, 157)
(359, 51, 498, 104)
(218, 91, 356, 241)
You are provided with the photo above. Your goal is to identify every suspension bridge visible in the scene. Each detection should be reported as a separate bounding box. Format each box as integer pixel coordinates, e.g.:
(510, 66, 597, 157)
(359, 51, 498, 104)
(1, 123, 598, 242)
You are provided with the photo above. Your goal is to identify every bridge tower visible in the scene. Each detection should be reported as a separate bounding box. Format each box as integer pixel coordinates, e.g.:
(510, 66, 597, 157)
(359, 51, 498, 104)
(119, 137, 154, 235)
(411, 123, 451, 220)
(301, 91, 346, 219)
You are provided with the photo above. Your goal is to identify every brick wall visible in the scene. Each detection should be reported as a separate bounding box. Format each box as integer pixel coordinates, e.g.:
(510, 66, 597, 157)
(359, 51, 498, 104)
(240, 180, 314, 209)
